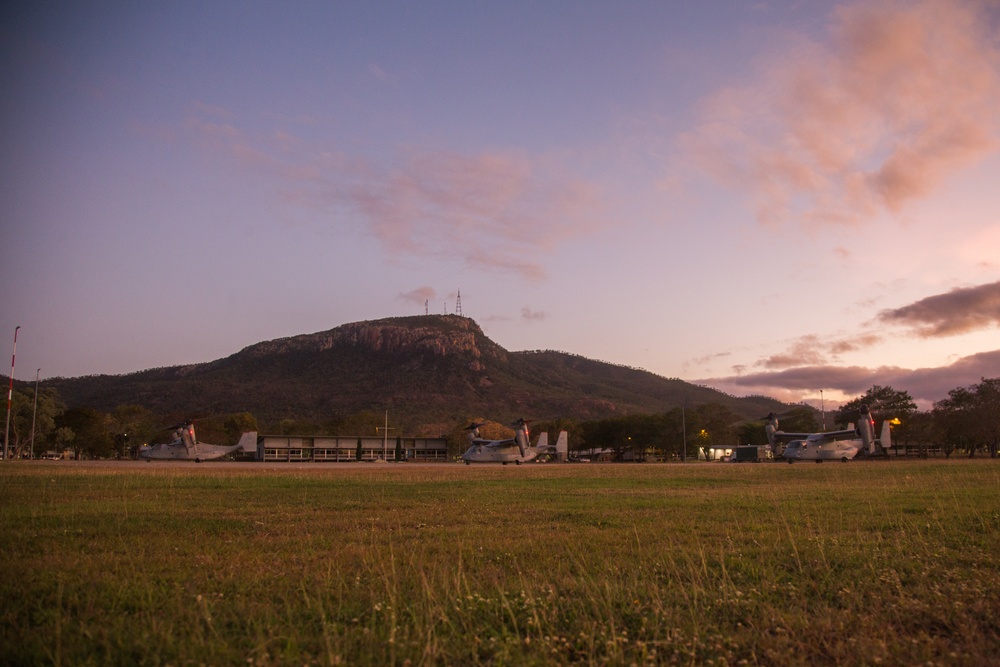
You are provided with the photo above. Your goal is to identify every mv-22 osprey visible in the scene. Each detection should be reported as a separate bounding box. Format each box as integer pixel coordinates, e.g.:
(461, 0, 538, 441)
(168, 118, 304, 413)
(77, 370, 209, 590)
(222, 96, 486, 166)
(765, 405, 891, 463)
(138, 421, 256, 462)
(461, 418, 567, 465)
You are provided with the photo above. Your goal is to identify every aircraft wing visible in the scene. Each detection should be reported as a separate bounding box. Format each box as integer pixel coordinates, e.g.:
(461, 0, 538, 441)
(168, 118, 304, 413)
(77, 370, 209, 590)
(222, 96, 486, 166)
(805, 429, 859, 443)
(483, 438, 516, 448)
(769, 431, 814, 444)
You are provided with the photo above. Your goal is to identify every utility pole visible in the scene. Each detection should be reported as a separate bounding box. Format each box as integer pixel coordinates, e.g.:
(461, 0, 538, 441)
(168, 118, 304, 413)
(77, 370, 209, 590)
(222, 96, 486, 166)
(681, 405, 687, 463)
(377, 411, 395, 461)
(820, 390, 825, 431)
(30, 369, 39, 459)
(4, 326, 19, 460)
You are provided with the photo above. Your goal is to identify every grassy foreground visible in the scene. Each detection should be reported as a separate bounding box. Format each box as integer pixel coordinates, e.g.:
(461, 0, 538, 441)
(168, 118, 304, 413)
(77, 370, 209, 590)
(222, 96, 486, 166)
(1, 460, 998, 666)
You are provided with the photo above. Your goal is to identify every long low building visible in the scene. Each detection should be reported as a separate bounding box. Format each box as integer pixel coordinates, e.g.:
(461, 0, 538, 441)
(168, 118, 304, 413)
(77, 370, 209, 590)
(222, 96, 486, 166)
(252, 434, 449, 462)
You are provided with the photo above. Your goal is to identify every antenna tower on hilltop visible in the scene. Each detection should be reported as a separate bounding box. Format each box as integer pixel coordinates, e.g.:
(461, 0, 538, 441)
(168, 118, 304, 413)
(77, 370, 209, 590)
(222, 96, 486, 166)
(456, 289, 463, 317)
(425, 299, 428, 315)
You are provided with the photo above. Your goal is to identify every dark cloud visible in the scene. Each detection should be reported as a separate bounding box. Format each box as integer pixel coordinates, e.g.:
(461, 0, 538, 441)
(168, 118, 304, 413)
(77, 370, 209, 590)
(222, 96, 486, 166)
(757, 335, 827, 369)
(702, 349, 1000, 405)
(752, 332, 884, 371)
(828, 333, 883, 355)
(878, 280, 1000, 336)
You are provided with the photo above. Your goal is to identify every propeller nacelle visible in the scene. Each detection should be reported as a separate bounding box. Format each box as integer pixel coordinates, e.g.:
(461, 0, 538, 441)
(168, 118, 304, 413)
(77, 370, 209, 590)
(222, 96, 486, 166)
(512, 418, 531, 457)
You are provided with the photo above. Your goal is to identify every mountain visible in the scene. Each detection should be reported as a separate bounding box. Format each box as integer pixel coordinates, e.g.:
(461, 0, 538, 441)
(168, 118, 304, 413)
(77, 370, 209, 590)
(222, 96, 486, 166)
(43, 315, 793, 433)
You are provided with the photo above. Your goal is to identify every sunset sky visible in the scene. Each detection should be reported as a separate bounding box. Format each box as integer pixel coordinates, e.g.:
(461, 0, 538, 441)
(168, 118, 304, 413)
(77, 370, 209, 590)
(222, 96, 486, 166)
(2, 0, 999, 410)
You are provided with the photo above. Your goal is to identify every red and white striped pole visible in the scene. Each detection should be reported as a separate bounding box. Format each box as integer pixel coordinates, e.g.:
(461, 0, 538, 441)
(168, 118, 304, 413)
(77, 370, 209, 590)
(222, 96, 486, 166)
(3, 325, 19, 461)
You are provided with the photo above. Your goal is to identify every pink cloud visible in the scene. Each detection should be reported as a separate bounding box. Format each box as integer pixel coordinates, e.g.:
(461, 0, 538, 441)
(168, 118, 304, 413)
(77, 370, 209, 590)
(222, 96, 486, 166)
(681, 0, 1000, 228)
(398, 286, 436, 306)
(184, 114, 604, 281)
(521, 308, 548, 322)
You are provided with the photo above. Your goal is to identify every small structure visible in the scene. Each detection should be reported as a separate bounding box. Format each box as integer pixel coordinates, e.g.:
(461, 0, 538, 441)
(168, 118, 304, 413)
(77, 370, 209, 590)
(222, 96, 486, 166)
(256, 435, 448, 462)
(700, 446, 734, 461)
(733, 445, 769, 462)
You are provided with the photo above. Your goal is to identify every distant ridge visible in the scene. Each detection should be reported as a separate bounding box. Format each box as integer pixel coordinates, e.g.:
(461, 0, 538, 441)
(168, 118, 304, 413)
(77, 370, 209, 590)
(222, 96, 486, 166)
(44, 315, 794, 432)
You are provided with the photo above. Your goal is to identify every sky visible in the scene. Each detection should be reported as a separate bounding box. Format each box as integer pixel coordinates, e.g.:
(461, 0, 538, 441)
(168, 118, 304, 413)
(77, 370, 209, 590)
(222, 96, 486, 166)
(2, 0, 999, 411)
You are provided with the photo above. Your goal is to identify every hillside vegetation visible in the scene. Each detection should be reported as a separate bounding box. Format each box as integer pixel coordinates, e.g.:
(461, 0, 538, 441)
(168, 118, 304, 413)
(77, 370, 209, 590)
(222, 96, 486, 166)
(43, 315, 791, 433)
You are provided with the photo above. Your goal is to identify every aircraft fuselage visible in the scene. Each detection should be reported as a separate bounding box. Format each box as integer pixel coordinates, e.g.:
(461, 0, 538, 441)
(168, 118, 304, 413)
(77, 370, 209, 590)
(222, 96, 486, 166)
(461, 441, 537, 465)
(782, 437, 861, 463)
(137, 443, 241, 462)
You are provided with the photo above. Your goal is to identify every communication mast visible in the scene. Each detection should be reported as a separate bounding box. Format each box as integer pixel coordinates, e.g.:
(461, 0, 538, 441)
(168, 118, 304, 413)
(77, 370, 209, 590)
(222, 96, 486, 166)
(455, 289, 463, 317)
(424, 299, 428, 315)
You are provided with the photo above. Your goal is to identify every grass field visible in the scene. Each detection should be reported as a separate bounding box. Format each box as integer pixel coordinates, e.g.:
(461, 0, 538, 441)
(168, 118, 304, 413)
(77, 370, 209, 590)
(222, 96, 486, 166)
(1, 460, 998, 666)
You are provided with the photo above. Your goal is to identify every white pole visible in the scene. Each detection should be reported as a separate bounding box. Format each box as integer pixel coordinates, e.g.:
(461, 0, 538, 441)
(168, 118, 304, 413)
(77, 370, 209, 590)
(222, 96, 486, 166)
(821, 390, 825, 431)
(3, 326, 19, 460)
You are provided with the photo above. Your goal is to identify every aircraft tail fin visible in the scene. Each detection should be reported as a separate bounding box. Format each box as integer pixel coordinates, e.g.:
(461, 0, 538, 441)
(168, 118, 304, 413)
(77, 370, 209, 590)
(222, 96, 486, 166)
(879, 420, 891, 450)
(236, 431, 258, 453)
(555, 430, 568, 461)
(534, 432, 548, 450)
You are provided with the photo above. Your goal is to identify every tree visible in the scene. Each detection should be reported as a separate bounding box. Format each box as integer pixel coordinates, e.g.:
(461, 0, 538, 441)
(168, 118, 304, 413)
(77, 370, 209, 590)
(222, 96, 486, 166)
(935, 378, 1000, 458)
(934, 386, 976, 455)
(736, 420, 768, 447)
(6, 387, 63, 458)
(109, 405, 157, 459)
(395, 435, 403, 462)
(579, 416, 632, 461)
(899, 411, 936, 457)
(224, 412, 258, 443)
(973, 378, 1000, 458)
(57, 407, 113, 459)
(778, 406, 821, 433)
(355, 437, 362, 461)
(835, 385, 916, 428)
(690, 403, 739, 448)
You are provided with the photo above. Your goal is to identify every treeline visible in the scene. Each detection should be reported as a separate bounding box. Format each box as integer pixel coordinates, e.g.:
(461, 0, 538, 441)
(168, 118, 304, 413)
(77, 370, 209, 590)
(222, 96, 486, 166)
(531, 379, 1000, 461)
(1, 390, 443, 460)
(0, 387, 264, 460)
(4, 378, 998, 460)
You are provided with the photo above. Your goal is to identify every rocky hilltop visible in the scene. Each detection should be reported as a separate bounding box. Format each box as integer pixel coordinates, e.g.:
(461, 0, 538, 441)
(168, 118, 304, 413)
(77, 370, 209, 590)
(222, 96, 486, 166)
(241, 316, 506, 372)
(45, 315, 792, 433)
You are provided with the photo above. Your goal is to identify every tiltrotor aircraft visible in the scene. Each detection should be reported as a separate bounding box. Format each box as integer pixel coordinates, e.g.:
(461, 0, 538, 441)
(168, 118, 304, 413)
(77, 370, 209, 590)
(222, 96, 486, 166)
(461, 418, 568, 465)
(765, 405, 891, 463)
(138, 422, 256, 462)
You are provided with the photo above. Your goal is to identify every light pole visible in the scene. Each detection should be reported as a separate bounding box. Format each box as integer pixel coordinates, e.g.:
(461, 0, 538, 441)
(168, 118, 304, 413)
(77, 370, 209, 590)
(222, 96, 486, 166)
(681, 405, 686, 463)
(30, 369, 40, 460)
(820, 390, 825, 431)
(376, 411, 394, 461)
(4, 325, 19, 460)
